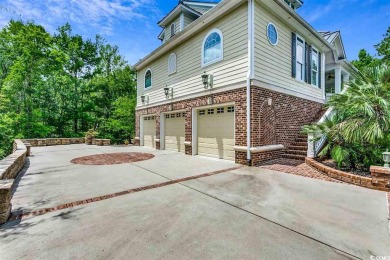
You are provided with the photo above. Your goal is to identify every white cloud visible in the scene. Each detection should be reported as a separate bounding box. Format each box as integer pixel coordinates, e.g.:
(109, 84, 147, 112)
(0, 0, 160, 35)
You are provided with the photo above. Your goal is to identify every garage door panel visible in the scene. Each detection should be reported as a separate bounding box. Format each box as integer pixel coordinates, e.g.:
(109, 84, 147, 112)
(143, 116, 156, 148)
(165, 113, 185, 152)
(197, 106, 235, 161)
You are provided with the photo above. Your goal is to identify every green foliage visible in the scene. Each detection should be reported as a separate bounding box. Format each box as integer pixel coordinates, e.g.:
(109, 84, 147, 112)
(0, 20, 137, 159)
(375, 26, 390, 64)
(303, 64, 390, 171)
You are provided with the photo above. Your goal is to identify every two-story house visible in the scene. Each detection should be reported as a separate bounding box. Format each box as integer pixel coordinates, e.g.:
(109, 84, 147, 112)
(133, 0, 358, 166)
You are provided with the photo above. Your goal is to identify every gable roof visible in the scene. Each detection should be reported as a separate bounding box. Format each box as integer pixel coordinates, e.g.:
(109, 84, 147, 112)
(157, 1, 212, 27)
(319, 31, 346, 60)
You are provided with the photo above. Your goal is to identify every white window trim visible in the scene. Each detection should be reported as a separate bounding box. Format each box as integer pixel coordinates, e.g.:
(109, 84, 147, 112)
(144, 68, 152, 90)
(168, 53, 177, 75)
(201, 28, 224, 67)
(295, 34, 305, 83)
(266, 23, 278, 46)
(311, 47, 319, 87)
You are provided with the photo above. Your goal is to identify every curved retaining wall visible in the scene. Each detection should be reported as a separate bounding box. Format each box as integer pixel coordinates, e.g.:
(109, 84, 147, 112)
(0, 139, 28, 224)
(22, 138, 110, 147)
(306, 158, 390, 192)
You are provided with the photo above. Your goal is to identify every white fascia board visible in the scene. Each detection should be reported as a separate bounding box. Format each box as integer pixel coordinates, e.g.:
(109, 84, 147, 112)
(183, 1, 218, 8)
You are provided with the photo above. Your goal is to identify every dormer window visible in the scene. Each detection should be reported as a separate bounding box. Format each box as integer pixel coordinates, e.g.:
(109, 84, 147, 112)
(170, 23, 175, 37)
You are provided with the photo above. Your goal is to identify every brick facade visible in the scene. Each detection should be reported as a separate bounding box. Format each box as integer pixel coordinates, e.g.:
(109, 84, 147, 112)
(136, 85, 323, 166)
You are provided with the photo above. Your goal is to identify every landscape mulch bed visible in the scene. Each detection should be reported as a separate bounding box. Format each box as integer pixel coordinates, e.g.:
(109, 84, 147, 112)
(70, 152, 155, 165)
(321, 160, 371, 177)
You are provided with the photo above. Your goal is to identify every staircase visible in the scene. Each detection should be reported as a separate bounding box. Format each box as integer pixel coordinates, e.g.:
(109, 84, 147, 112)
(281, 134, 308, 161)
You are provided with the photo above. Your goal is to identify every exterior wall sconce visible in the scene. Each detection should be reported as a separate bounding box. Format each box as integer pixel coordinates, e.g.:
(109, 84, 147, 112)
(383, 150, 390, 168)
(141, 94, 149, 104)
(164, 87, 173, 99)
(202, 72, 213, 89)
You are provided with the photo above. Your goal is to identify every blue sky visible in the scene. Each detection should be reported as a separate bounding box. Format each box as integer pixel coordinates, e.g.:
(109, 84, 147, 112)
(0, 0, 389, 65)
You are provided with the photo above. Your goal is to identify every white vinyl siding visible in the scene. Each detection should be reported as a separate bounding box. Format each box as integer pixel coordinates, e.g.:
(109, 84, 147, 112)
(254, 1, 323, 101)
(137, 4, 248, 107)
(165, 16, 181, 39)
(190, 6, 212, 14)
(184, 14, 196, 27)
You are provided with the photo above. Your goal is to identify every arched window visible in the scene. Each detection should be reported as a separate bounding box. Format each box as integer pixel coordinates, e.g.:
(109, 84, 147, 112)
(202, 29, 223, 66)
(168, 53, 177, 75)
(145, 69, 152, 89)
(170, 23, 175, 37)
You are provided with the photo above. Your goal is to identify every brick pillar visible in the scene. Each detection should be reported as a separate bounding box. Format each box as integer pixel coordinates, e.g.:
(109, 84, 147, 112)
(370, 166, 390, 191)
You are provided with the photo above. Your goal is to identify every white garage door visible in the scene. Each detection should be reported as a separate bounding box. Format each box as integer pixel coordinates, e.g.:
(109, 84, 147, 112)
(143, 116, 156, 148)
(197, 106, 235, 161)
(165, 112, 185, 152)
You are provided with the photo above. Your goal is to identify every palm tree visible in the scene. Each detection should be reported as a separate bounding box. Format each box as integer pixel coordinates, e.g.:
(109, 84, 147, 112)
(303, 64, 390, 170)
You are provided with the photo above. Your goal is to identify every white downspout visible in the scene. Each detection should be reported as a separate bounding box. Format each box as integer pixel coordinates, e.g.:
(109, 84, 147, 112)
(247, 0, 255, 165)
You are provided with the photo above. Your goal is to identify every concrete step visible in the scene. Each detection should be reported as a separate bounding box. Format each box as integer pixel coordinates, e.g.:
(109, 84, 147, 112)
(286, 149, 307, 155)
(281, 154, 306, 160)
(289, 145, 308, 150)
(291, 141, 307, 147)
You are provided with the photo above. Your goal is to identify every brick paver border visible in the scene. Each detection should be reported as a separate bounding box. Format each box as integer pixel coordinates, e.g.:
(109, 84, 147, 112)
(8, 166, 240, 222)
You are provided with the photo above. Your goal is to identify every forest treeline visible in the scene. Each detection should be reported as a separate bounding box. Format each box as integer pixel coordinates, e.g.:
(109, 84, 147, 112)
(0, 20, 137, 158)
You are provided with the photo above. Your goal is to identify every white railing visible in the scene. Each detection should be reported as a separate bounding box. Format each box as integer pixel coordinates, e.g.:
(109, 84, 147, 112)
(308, 85, 349, 158)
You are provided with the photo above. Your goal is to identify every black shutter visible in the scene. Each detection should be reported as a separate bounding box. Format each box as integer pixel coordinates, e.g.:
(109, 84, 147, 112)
(308, 45, 312, 85)
(318, 52, 322, 89)
(304, 43, 308, 83)
(291, 32, 296, 78)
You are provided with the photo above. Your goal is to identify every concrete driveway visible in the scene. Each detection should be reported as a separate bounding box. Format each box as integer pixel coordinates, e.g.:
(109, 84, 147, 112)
(0, 144, 389, 259)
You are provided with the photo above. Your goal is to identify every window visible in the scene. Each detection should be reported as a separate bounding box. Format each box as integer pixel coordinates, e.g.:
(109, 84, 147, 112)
(170, 23, 175, 37)
(227, 106, 234, 113)
(311, 49, 319, 87)
(296, 37, 305, 81)
(145, 69, 152, 89)
(267, 23, 278, 46)
(217, 107, 224, 114)
(168, 53, 177, 75)
(176, 113, 181, 118)
(199, 110, 205, 115)
(182, 112, 186, 117)
(171, 114, 175, 118)
(165, 114, 169, 119)
(202, 29, 223, 66)
(207, 109, 214, 115)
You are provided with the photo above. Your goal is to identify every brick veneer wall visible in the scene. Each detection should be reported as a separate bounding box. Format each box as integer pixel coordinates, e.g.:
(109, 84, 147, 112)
(136, 85, 323, 166)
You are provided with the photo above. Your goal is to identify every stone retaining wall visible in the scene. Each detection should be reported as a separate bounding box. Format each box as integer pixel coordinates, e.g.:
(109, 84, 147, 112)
(23, 138, 111, 147)
(23, 138, 85, 147)
(0, 139, 28, 224)
(306, 158, 390, 192)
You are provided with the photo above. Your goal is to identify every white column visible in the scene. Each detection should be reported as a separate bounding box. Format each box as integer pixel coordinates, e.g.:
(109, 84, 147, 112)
(344, 73, 350, 83)
(335, 67, 342, 94)
(307, 134, 315, 158)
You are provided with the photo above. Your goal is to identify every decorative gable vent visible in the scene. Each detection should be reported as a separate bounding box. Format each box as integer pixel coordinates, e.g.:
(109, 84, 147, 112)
(168, 53, 177, 75)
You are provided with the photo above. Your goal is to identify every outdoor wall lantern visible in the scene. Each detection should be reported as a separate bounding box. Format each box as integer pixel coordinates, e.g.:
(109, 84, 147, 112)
(164, 86, 173, 99)
(202, 72, 213, 89)
(141, 94, 149, 104)
(383, 150, 390, 168)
